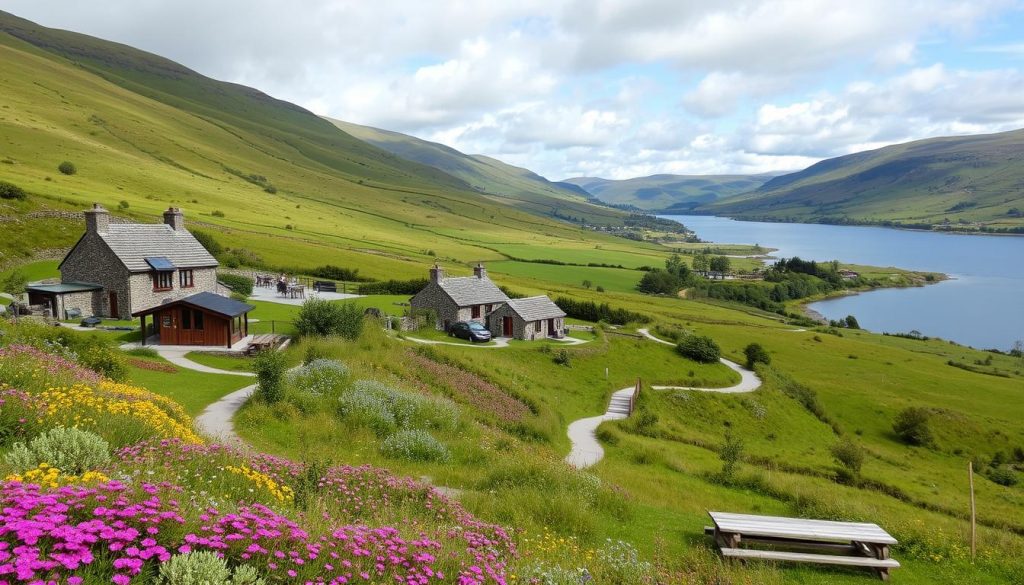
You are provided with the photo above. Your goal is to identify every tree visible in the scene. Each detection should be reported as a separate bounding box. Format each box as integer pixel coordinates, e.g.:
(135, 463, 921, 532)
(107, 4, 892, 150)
(1, 270, 27, 298)
(743, 343, 771, 370)
(692, 253, 709, 275)
(893, 407, 934, 446)
(0, 180, 27, 200)
(676, 335, 721, 363)
(845, 315, 860, 329)
(720, 430, 744, 480)
(581, 279, 592, 289)
(253, 348, 288, 403)
(190, 229, 224, 257)
(57, 161, 77, 175)
(637, 270, 684, 295)
(709, 255, 731, 274)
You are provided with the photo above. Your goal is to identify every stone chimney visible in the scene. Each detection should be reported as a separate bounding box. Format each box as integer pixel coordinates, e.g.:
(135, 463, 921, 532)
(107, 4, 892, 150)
(429, 264, 445, 284)
(163, 207, 185, 231)
(473, 263, 487, 279)
(84, 203, 110, 234)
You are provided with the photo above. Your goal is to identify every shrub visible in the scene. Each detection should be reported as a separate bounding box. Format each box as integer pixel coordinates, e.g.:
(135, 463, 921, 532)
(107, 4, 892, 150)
(0, 180, 26, 200)
(294, 298, 364, 339)
(211, 210, 225, 218)
(218, 273, 254, 297)
(676, 335, 721, 363)
(339, 380, 458, 434)
(287, 359, 349, 396)
(190, 229, 224, 256)
(78, 342, 128, 381)
(831, 437, 865, 483)
(553, 296, 649, 325)
(988, 467, 1019, 487)
(337, 385, 398, 435)
(57, 161, 76, 175)
(553, 349, 571, 367)
(118, 200, 130, 210)
(253, 349, 288, 403)
(892, 407, 933, 446)
(5, 426, 110, 474)
(380, 429, 450, 462)
(743, 342, 771, 370)
(358, 278, 429, 295)
(311, 265, 363, 282)
(157, 551, 264, 585)
(719, 430, 744, 479)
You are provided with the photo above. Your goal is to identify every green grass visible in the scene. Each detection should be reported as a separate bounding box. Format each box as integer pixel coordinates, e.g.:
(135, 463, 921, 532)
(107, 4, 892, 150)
(123, 354, 251, 415)
(0, 259, 60, 282)
(184, 351, 254, 373)
(398, 327, 496, 346)
(488, 260, 643, 294)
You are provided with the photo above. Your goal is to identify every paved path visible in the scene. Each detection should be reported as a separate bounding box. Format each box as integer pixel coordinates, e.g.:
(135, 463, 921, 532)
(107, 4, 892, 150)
(195, 383, 257, 448)
(564, 328, 764, 469)
(249, 287, 362, 306)
(404, 335, 589, 349)
(564, 386, 636, 469)
(154, 349, 256, 377)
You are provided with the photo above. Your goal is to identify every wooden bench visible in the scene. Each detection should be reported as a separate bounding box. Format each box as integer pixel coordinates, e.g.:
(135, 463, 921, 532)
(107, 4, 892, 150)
(708, 512, 899, 580)
(313, 281, 337, 293)
(246, 334, 282, 355)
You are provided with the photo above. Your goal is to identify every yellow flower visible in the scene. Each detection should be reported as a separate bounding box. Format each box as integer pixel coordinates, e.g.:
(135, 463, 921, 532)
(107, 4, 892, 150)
(6, 464, 110, 489)
(225, 465, 295, 503)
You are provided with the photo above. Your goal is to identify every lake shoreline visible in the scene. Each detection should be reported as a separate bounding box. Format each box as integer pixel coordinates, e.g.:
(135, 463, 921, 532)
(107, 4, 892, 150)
(672, 212, 1024, 238)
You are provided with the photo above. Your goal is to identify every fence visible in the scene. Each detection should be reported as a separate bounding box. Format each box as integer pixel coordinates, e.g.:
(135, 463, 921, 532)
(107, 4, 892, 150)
(630, 377, 641, 415)
(249, 320, 297, 336)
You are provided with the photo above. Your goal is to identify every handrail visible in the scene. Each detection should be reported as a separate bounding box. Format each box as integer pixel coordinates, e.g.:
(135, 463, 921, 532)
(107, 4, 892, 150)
(630, 377, 641, 415)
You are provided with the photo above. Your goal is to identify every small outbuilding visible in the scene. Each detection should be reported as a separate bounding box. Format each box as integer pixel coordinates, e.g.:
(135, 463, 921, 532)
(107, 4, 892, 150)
(487, 295, 566, 341)
(132, 291, 253, 348)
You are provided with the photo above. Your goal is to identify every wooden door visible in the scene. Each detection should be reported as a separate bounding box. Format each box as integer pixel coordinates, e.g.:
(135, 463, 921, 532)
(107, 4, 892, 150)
(108, 292, 118, 318)
(178, 308, 206, 346)
(502, 316, 513, 337)
(191, 309, 206, 345)
(158, 309, 178, 345)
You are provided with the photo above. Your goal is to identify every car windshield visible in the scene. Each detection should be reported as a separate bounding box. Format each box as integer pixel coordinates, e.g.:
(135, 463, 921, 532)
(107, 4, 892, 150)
(467, 322, 486, 331)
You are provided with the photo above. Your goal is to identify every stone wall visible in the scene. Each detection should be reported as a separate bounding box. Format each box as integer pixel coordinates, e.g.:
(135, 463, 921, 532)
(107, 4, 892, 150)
(410, 283, 461, 331)
(60, 233, 132, 319)
(128, 267, 217, 317)
(487, 305, 564, 340)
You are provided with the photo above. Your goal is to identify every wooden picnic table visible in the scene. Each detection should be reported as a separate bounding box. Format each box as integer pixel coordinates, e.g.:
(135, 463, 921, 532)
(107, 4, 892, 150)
(246, 334, 282, 355)
(707, 511, 900, 580)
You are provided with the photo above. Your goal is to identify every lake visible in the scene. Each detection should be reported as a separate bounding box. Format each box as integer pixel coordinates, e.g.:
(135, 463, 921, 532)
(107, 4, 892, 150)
(661, 215, 1024, 351)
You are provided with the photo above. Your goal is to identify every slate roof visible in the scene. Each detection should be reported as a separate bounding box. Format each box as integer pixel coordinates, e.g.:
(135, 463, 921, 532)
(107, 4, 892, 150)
(132, 291, 253, 318)
(99, 224, 217, 272)
(26, 282, 103, 294)
(504, 296, 566, 321)
(438, 276, 509, 307)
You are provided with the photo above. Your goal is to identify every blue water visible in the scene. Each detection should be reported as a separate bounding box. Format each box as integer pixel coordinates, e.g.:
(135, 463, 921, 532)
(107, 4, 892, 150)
(661, 215, 1024, 351)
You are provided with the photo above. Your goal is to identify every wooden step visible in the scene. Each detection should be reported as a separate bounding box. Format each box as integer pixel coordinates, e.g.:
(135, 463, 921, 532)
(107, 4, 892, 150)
(720, 547, 900, 569)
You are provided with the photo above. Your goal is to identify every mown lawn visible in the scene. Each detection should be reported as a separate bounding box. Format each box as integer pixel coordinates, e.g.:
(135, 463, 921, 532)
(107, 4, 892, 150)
(124, 355, 251, 415)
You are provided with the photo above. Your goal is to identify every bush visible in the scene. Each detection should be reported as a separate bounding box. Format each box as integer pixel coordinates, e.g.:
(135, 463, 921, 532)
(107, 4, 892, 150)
(553, 349, 571, 367)
(552, 296, 649, 325)
(743, 342, 771, 369)
(218, 273, 254, 297)
(831, 437, 865, 482)
(676, 335, 721, 363)
(57, 161, 76, 175)
(211, 210, 225, 218)
(190, 229, 224, 257)
(311, 265, 364, 282)
(253, 349, 288, 403)
(358, 278, 429, 295)
(294, 298, 364, 339)
(78, 342, 128, 381)
(719, 430, 744, 479)
(157, 551, 264, 585)
(892, 407, 933, 446)
(117, 200, 130, 210)
(988, 467, 1019, 487)
(0, 180, 27, 200)
(5, 427, 110, 474)
(287, 359, 349, 396)
(339, 380, 458, 434)
(380, 429, 450, 462)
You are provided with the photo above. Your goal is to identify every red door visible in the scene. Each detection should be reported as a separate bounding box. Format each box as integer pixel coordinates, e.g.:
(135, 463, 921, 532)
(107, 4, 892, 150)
(159, 309, 178, 345)
(502, 316, 513, 337)
(108, 292, 119, 318)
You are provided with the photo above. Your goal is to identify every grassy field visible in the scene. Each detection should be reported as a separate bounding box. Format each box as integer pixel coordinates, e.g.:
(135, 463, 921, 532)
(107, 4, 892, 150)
(123, 353, 251, 415)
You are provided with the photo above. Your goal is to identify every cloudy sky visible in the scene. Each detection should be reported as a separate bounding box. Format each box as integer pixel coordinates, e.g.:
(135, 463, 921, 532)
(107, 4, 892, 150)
(7, 1, 1024, 179)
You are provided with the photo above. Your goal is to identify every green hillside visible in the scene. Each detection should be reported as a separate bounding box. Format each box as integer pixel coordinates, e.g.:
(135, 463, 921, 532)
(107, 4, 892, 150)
(327, 118, 622, 224)
(0, 10, 663, 279)
(563, 174, 773, 212)
(704, 129, 1024, 231)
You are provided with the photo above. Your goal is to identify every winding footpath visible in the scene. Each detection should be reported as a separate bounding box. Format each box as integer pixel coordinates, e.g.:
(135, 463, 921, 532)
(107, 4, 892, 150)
(403, 335, 589, 348)
(564, 329, 762, 469)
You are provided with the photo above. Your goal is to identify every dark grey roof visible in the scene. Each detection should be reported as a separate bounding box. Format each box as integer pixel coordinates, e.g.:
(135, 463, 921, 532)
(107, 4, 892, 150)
(100, 224, 217, 272)
(504, 296, 566, 321)
(133, 291, 253, 317)
(26, 282, 102, 294)
(438, 276, 509, 306)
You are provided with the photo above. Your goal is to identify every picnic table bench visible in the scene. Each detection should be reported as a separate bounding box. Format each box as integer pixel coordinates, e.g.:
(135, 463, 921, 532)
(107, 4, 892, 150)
(707, 511, 899, 580)
(246, 334, 283, 355)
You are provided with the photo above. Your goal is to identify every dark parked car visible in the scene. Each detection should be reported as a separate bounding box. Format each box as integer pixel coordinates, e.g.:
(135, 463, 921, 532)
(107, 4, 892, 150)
(80, 316, 103, 328)
(448, 320, 492, 342)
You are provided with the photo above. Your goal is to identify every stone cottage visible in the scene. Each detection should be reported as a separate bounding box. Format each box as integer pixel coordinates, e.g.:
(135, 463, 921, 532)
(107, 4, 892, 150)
(27, 204, 219, 320)
(487, 296, 566, 341)
(409, 264, 509, 331)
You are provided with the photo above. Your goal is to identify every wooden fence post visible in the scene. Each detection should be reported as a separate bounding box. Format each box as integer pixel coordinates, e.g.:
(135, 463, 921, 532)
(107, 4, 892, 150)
(969, 460, 976, 562)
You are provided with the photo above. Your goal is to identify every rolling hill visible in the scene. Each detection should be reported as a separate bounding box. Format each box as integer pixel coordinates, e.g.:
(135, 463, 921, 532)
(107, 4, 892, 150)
(326, 119, 616, 222)
(0, 10, 665, 279)
(563, 174, 774, 212)
(703, 129, 1024, 231)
